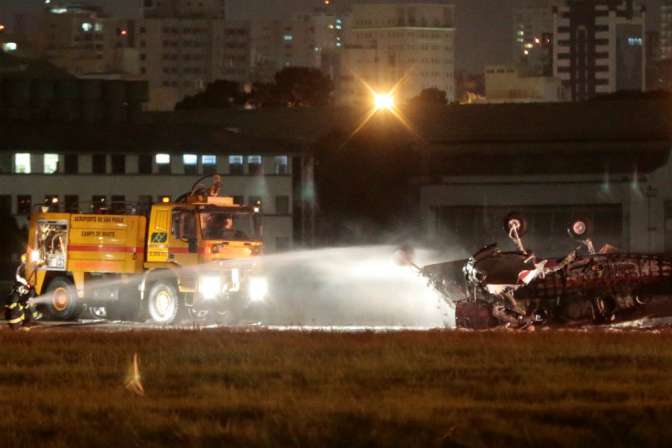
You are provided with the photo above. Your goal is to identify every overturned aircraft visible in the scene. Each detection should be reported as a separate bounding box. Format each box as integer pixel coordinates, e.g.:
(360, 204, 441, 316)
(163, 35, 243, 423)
(401, 214, 672, 329)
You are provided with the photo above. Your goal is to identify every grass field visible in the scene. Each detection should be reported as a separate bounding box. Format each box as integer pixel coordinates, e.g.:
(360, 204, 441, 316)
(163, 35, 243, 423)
(2, 328, 672, 447)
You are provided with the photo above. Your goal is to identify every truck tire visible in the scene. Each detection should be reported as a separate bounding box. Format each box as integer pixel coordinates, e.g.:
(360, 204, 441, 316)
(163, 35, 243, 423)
(45, 277, 83, 321)
(146, 281, 184, 324)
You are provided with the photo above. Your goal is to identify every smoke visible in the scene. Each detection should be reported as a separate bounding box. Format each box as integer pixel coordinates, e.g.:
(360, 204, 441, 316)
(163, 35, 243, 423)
(258, 245, 456, 328)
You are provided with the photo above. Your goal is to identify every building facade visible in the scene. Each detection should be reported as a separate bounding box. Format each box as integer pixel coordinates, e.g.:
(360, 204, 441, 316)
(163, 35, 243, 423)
(18, 2, 140, 77)
(513, 0, 561, 76)
(553, 0, 646, 101)
(141, 0, 227, 19)
(413, 101, 671, 256)
(337, 0, 455, 106)
(0, 147, 297, 253)
(250, 11, 352, 83)
(660, 0, 672, 61)
(484, 65, 567, 102)
(134, 17, 228, 109)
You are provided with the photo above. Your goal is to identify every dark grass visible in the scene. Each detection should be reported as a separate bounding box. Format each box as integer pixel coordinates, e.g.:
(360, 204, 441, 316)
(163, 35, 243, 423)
(2, 329, 672, 447)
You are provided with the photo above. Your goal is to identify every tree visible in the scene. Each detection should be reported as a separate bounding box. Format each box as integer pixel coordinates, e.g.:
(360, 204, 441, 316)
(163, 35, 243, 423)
(175, 80, 244, 110)
(273, 67, 333, 107)
(409, 87, 448, 106)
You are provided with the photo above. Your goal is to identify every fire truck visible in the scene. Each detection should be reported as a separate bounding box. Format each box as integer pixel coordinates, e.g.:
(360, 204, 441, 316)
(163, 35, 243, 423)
(22, 175, 268, 324)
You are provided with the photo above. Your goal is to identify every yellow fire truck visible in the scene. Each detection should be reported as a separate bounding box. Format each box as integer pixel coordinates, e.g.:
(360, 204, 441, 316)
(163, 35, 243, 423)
(22, 176, 268, 324)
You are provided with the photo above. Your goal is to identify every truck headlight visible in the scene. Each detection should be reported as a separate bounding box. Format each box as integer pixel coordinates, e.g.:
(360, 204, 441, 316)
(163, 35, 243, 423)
(30, 249, 42, 263)
(198, 275, 222, 300)
(249, 277, 268, 303)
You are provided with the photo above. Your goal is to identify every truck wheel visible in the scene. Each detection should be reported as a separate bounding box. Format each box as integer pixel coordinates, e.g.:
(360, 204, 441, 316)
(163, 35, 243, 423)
(45, 277, 83, 321)
(146, 281, 183, 324)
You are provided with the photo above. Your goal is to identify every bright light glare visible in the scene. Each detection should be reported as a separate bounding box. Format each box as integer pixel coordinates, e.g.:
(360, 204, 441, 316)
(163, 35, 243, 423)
(249, 277, 268, 302)
(198, 275, 221, 300)
(374, 93, 394, 110)
(30, 249, 42, 263)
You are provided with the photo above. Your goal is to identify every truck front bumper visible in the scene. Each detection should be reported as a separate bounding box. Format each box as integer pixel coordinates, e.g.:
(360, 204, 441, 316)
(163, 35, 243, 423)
(195, 269, 269, 306)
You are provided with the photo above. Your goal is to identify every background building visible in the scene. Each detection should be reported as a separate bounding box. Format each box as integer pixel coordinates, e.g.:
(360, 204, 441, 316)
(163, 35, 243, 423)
(12, 3, 139, 78)
(408, 100, 672, 255)
(337, 0, 455, 106)
(660, 0, 672, 61)
(553, 0, 646, 101)
(250, 11, 352, 83)
(513, 0, 561, 76)
(134, 17, 228, 110)
(141, 0, 228, 19)
(484, 65, 567, 102)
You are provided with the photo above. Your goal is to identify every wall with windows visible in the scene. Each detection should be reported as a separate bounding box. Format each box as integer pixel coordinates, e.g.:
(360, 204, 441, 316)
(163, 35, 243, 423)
(419, 160, 672, 256)
(0, 151, 295, 252)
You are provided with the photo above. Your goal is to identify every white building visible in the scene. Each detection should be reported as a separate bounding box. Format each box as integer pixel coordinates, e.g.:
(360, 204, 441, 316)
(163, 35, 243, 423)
(338, 0, 456, 106)
(553, 0, 646, 101)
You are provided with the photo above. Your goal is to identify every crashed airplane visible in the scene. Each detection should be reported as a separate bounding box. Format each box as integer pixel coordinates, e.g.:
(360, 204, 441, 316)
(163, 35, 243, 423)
(400, 214, 672, 329)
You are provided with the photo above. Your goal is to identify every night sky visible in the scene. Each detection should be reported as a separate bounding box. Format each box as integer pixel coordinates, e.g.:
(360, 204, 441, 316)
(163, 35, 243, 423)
(0, 0, 661, 72)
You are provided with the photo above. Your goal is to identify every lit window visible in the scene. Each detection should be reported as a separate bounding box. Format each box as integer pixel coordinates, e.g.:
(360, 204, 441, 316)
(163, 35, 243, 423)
(202, 155, 217, 175)
(81, 22, 93, 32)
(2, 42, 17, 52)
(94, 23, 103, 32)
(248, 155, 262, 175)
(628, 37, 642, 46)
(229, 155, 244, 175)
(155, 153, 171, 174)
(183, 154, 198, 165)
(274, 156, 288, 175)
(183, 154, 197, 175)
(14, 153, 30, 174)
(44, 154, 59, 174)
(283, 34, 293, 41)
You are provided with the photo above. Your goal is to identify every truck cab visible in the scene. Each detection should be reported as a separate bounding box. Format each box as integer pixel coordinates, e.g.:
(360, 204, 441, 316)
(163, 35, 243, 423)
(143, 195, 267, 323)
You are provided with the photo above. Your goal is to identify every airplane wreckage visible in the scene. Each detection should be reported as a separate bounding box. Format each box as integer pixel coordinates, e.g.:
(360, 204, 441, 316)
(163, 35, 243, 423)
(400, 214, 672, 329)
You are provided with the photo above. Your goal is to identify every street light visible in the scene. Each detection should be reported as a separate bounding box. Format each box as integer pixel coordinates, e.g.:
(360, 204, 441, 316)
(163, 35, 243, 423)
(374, 92, 395, 111)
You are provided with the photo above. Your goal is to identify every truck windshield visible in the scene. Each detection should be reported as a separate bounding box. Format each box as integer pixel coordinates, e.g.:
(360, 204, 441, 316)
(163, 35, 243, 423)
(199, 211, 256, 241)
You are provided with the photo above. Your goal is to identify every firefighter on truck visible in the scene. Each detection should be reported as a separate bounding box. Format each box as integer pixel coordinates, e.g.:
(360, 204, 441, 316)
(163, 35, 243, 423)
(20, 175, 269, 325)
